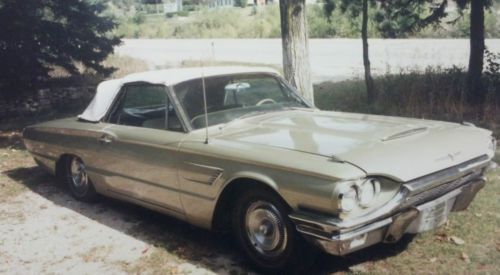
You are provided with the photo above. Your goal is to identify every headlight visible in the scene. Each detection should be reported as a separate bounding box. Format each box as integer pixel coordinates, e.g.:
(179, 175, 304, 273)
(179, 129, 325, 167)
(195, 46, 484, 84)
(336, 178, 382, 212)
(358, 179, 381, 207)
(338, 185, 357, 212)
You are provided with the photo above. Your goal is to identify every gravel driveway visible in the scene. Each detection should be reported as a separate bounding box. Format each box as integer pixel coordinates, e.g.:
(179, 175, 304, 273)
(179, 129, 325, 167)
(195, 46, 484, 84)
(0, 133, 252, 274)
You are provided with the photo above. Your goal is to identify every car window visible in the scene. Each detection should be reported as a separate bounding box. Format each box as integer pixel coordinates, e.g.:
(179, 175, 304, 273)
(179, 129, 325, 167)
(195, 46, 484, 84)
(223, 78, 286, 106)
(173, 74, 308, 129)
(107, 84, 184, 132)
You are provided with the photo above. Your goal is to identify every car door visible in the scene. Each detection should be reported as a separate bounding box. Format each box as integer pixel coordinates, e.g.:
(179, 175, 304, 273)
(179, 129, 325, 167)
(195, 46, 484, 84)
(97, 83, 187, 215)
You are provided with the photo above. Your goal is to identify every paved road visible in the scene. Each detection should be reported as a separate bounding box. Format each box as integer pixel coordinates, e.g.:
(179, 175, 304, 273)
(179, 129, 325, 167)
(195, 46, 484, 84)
(116, 38, 500, 83)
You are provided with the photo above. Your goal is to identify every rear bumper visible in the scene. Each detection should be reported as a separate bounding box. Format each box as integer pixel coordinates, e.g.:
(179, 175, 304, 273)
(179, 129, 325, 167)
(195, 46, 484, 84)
(290, 176, 486, 256)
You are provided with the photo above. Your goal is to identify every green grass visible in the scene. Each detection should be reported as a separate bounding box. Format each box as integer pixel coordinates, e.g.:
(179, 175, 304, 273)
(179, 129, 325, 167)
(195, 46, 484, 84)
(366, 164, 500, 274)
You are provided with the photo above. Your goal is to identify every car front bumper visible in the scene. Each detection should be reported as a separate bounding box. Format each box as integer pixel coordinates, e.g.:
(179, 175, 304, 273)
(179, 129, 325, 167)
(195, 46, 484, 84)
(290, 172, 488, 256)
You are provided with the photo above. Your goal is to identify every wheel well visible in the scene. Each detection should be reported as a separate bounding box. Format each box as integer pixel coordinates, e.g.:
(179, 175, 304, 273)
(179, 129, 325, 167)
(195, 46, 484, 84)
(211, 178, 289, 232)
(55, 154, 73, 182)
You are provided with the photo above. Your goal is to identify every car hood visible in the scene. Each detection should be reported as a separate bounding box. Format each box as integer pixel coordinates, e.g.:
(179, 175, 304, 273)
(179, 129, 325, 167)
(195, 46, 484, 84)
(216, 110, 493, 182)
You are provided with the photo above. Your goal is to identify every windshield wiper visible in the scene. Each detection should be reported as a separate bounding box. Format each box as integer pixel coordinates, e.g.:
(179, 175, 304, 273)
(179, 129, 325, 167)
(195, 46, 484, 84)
(236, 110, 268, 120)
(219, 105, 306, 130)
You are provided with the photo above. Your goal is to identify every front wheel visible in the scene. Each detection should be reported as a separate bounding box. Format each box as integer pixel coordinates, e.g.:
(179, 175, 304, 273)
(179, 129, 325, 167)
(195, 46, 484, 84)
(65, 156, 98, 202)
(232, 188, 316, 272)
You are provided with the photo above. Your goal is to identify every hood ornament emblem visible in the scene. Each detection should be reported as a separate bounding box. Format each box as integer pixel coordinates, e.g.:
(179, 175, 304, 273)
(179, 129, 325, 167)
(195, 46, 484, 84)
(436, 151, 461, 162)
(448, 153, 455, 161)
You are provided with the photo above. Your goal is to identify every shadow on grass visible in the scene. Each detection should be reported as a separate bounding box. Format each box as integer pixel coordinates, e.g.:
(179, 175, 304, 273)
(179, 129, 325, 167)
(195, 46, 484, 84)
(4, 165, 414, 274)
(0, 131, 25, 150)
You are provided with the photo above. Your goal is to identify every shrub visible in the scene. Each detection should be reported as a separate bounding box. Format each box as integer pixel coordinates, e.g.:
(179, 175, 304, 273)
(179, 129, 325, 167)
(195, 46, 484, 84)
(132, 12, 146, 24)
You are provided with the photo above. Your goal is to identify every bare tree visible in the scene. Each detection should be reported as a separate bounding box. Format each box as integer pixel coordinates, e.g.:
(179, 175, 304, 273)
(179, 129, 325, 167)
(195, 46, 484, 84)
(279, 0, 314, 105)
(467, 0, 486, 104)
(361, 0, 376, 102)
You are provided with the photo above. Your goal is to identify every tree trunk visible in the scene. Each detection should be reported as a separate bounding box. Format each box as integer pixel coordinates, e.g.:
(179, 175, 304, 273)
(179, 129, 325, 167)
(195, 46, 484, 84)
(467, 0, 485, 105)
(279, 0, 314, 105)
(362, 0, 376, 103)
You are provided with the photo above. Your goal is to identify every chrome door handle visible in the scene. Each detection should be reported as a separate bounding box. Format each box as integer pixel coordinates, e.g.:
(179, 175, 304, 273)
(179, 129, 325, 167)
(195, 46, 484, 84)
(99, 134, 113, 144)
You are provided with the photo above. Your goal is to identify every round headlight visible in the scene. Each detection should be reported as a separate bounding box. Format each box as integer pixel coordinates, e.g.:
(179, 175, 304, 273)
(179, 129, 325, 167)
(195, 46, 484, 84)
(358, 178, 381, 207)
(339, 186, 357, 212)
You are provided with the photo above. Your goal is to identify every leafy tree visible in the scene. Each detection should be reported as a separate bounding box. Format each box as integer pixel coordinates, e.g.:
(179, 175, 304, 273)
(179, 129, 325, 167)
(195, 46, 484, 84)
(454, 0, 493, 105)
(324, 0, 447, 102)
(0, 0, 121, 100)
(111, 0, 138, 9)
(374, 0, 448, 38)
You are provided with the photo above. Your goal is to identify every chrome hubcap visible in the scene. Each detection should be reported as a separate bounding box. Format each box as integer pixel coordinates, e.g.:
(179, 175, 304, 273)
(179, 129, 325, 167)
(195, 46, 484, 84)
(245, 201, 287, 257)
(70, 158, 88, 193)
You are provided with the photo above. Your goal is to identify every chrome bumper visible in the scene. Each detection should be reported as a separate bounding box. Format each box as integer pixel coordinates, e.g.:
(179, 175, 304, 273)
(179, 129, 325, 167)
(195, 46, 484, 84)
(290, 177, 486, 256)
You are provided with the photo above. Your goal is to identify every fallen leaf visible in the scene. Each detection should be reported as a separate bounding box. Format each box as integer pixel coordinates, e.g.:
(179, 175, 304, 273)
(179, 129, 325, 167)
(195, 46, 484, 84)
(429, 257, 437, 263)
(349, 263, 367, 273)
(450, 236, 465, 245)
(435, 232, 448, 241)
(460, 252, 470, 263)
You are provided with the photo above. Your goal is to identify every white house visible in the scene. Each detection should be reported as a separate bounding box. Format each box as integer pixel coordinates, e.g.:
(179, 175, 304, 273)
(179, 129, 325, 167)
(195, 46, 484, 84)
(163, 0, 183, 13)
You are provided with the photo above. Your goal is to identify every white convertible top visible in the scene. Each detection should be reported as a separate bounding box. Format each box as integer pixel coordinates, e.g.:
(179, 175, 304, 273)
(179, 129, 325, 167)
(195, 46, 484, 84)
(78, 66, 280, 122)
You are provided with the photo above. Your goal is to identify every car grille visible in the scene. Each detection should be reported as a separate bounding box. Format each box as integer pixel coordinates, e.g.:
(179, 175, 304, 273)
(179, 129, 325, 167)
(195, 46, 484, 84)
(399, 169, 482, 210)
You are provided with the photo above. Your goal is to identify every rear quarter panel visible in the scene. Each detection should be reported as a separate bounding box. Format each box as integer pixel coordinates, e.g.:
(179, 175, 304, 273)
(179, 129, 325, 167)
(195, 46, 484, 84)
(23, 117, 110, 192)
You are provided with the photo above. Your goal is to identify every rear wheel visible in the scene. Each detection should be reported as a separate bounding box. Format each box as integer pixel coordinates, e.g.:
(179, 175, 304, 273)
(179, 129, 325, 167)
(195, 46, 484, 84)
(232, 188, 316, 272)
(65, 156, 98, 202)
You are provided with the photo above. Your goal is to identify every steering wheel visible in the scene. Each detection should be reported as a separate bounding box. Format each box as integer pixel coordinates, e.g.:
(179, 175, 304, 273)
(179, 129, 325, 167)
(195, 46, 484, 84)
(190, 114, 203, 125)
(256, 98, 277, 106)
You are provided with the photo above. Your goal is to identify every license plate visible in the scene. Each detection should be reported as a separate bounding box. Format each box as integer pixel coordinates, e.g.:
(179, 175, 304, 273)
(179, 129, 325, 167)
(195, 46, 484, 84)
(419, 201, 447, 229)
(406, 194, 457, 233)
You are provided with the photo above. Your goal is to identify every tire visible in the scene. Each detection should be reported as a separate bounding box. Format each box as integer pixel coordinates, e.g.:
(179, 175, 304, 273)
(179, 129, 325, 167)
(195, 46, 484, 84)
(232, 188, 316, 273)
(65, 156, 98, 202)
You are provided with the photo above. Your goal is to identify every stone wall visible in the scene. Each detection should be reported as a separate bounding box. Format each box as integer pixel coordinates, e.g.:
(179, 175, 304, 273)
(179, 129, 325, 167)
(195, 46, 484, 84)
(0, 86, 95, 120)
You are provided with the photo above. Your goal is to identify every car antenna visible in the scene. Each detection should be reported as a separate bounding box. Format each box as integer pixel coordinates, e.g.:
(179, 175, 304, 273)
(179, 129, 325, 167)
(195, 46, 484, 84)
(201, 63, 209, 144)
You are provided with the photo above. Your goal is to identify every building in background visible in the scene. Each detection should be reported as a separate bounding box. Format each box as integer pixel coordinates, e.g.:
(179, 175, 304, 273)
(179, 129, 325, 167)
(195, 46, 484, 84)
(208, 0, 235, 8)
(164, 0, 183, 13)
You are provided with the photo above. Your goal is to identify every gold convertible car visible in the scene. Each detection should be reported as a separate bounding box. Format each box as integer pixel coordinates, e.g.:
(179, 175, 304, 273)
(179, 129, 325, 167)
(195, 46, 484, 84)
(23, 67, 497, 271)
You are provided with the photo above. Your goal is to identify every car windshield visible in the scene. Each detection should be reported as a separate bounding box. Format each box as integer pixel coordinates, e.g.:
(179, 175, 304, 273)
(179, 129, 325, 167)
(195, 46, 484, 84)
(173, 73, 310, 129)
